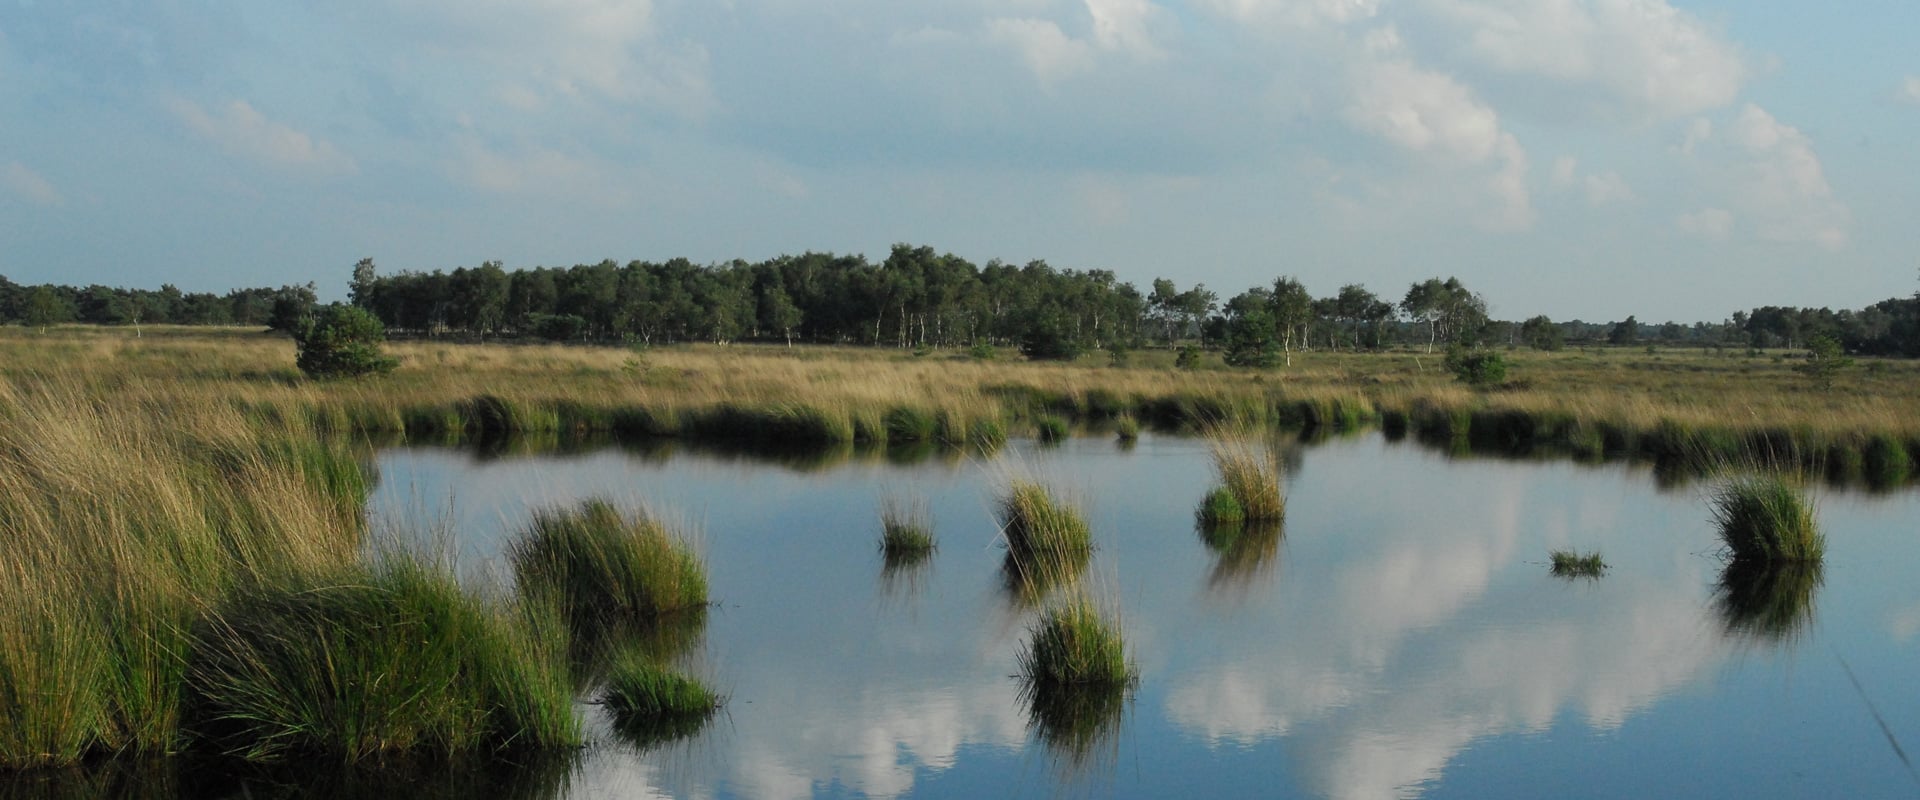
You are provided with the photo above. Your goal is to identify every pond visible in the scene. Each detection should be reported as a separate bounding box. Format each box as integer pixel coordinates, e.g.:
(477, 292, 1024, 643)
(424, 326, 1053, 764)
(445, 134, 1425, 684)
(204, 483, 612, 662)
(352, 432, 1920, 799)
(14, 432, 1917, 799)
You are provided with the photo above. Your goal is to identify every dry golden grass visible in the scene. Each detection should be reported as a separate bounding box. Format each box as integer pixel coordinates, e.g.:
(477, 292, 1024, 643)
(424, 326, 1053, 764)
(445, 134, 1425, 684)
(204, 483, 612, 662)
(3, 326, 1916, 447)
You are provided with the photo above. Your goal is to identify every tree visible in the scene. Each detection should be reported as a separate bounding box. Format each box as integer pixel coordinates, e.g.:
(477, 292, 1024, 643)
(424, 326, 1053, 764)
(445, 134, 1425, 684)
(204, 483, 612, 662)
(759, 284, 803, 347)
(1268, 277, 1314, 366)
(1223, 307, 1280, 368)
(1799, 335, 1852, 391)
(1445, 345, 1508, 387)
(294, 304, 398, 379)
(349, 258, 378, 308)
(1521, 315, 1563, 351)
(267, 284, 319, 334)
(22, 286, 72, 331)
(1608, 315, 1639, 346)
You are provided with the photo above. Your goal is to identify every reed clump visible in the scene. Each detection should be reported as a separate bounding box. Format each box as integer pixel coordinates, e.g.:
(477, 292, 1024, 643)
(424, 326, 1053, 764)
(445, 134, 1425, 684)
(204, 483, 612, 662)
(1548, 549, 1608, 578)
(1203, 433, 1284, 523)
(1018, 596, 1136, 688)
(1035, 415, 1070, 443)
(1195, 487, 1245, 527)
(879, 494, 936, 555)
(998, 482, 1092, 559)
(1113, 414, 1140, 442)
(1710, 475, 1823, 565)
(509, 500, 708, 627)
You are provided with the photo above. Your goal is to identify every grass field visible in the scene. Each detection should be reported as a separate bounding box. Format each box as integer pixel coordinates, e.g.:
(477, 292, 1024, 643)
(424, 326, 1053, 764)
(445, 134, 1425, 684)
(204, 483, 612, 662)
(3, 325, 1914, 475)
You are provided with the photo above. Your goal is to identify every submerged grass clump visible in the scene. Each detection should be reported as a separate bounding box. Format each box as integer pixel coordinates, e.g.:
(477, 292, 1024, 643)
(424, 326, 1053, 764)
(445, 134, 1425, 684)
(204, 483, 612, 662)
(600, 650, 721, 722)
(999, 482, 1092, 559)
(1710, 474, 1823, 565)
(1203, 433, 1284, 523)
(1018, 597, 1136, 688)
(1549, 549, 1608, 578)
(879, 493, 937, 555)
(510, 500, 708, 626)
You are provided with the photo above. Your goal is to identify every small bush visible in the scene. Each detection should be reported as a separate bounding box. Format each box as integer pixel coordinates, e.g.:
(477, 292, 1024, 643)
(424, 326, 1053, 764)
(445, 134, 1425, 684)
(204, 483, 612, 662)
(1444, 345, 1507, 387)
(1711, 475, 1823, 565)
(1174, 346, 1203, 370)
(969, 343, 997, 361)
(1549, 549, 1608, 578)
(293, 304, 397, 380)
(1017, 597, 1135, 688)
(510, 500, 708, 627)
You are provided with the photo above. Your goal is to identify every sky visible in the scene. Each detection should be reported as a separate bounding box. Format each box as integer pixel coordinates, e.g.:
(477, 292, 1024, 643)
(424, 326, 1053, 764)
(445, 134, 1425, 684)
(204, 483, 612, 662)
(1, 0, 1916, 323)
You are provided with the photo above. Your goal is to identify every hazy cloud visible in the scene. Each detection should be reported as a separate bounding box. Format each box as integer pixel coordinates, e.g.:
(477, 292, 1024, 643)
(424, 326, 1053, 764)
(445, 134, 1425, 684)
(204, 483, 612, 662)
(1676, 207, 1733, 240)
(988, 17, 1096, 84)
(2, 162, 64, 207)
(1721, 104, 1849, 249)
(1901, 75, 1920, 105)
(166, 98, 357, 175)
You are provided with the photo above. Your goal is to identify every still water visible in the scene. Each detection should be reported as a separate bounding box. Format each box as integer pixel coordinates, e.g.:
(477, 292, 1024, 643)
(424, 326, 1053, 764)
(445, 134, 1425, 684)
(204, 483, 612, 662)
(350, 433, 1920, 799)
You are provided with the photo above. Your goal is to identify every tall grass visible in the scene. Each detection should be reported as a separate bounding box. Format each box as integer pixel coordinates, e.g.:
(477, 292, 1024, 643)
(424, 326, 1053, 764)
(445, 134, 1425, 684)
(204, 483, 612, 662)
(1204, 433, 1285, 523)
(186, 558, 579, 761)
(1710, 475, 1823, 564)
(600, 648, 720, 722)
(509, 499, 709, 628)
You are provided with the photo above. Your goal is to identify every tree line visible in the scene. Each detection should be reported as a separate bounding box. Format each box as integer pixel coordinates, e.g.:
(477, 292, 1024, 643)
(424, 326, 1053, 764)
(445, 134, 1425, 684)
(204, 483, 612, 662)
(4, 244, 1918, 359)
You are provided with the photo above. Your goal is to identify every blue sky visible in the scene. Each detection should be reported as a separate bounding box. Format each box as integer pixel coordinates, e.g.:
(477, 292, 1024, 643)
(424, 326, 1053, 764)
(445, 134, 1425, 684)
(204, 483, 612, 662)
(1, 0, 1915, 322)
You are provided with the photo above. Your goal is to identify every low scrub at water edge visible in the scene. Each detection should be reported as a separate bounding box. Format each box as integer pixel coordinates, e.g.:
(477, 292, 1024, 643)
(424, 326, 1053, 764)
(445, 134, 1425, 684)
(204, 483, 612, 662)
(510, 500, 709, 626)
(999, 482, 1092, 559)
(1710, 475, 1823, 565)
(1549, 549, 1608, 578)
(1018, 597, 1136, 688)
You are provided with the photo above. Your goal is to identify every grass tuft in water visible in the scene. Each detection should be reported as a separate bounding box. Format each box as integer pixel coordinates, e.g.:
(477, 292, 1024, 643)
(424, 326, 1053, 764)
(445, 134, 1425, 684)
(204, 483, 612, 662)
(1549, 549, 1608, 578)
(1195, 487, 1245, 527)
(1204, 433, 1285, 523)
(879, 494, 937, 555)
(510, 499, 708, 628)
(884, 406, 938, 443)
(600, 649, 720, 723)
(1035, 415, 1069, 443)
(1017, 596, 1136, 688)
(999, 482, 1092, 560)
(1114, 414, 1140, 442)
(1710, 474, 1823, 565)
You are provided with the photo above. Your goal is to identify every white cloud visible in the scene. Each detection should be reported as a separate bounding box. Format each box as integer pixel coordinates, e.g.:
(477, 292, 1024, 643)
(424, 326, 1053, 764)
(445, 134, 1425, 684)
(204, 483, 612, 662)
(3, 162, 64, 207)
(988, 17, 1096, 84)
(1197, 0, 1384, 29)
(1086, 0, 1168, 59)
(332, 0, 712, 118)
(1343, 52, 1535, 230)
(1676, 207, 1732, 240)
(1722, 104, 1849, 249)
(166, 98, 357, 176)
(1583, 171, 1633, 205)
(1417, 0, 1746, 119)
(1900, 75, 1920, 105)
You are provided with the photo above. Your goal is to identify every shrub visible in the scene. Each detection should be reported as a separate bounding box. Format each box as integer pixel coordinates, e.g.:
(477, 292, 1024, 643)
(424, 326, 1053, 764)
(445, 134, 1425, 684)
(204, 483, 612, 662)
(969, 343, 997, 361)
(1174, 346, 1203, 370)
(293, 304, 397, 379)
(1444, 345, 1507, 387)
(1710, 475, 1823, 565)
(529, 313, 587, 342)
